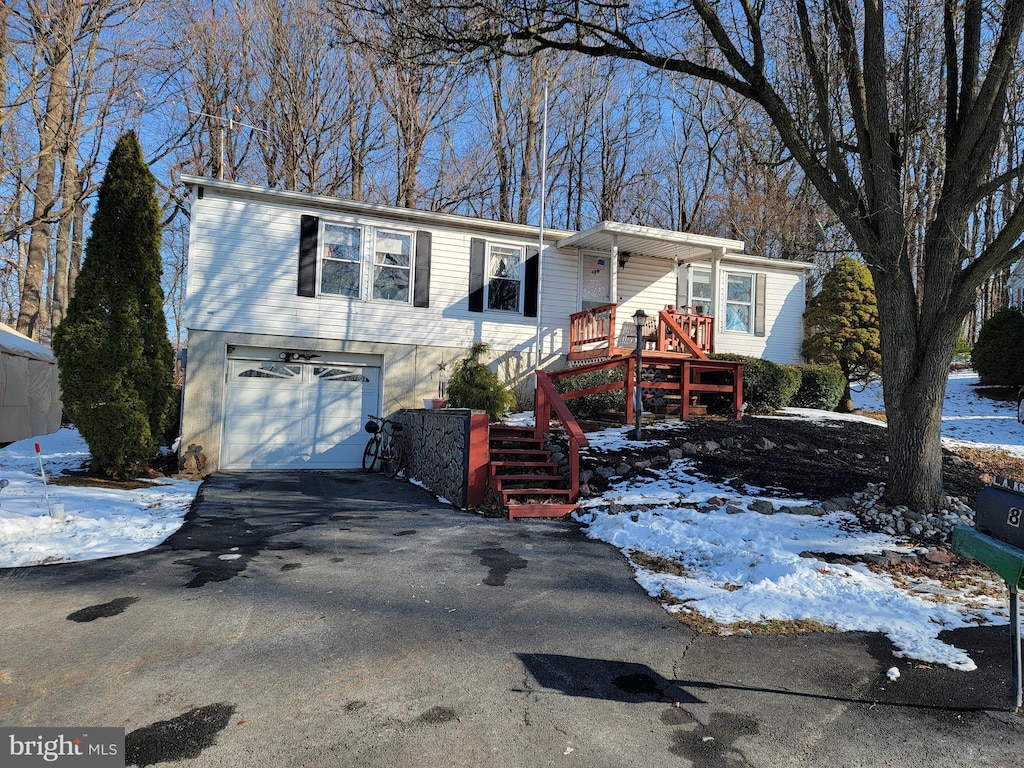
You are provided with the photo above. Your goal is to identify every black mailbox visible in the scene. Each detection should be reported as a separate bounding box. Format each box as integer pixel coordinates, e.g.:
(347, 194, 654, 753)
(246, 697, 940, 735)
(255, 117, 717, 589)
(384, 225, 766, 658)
(976, 478, 1024, 549)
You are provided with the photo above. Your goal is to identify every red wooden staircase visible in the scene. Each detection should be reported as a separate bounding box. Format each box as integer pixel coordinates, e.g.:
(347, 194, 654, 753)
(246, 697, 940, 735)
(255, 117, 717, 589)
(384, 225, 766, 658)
(488, 424, 579, 520)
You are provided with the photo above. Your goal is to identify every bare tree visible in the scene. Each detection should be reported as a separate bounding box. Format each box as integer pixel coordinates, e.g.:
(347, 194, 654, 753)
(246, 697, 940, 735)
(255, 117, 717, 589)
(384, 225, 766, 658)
(336, 0, 1024, 511)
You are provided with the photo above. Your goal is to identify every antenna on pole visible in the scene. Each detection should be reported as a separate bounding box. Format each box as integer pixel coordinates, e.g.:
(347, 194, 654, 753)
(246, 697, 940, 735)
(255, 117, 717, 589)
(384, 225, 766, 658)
(189, 109, 266, 181)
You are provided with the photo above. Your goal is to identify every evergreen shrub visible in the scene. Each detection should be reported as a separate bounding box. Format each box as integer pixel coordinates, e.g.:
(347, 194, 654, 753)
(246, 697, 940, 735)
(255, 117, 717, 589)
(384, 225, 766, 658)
(790, 365, 846, 410)
(53, 132, 174, 479)
(709, 353, 800, 414)
(972, 308, 1024, 385)
(446, 342, 516, 419)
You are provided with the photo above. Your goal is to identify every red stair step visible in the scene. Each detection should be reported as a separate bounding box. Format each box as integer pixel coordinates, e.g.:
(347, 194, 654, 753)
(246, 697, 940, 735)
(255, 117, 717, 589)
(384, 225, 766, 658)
(507, 503, 579, 520)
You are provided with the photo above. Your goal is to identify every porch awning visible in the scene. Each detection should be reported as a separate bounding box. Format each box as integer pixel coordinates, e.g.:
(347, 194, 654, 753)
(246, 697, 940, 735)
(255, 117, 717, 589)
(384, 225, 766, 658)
(556, 221, 745, 262)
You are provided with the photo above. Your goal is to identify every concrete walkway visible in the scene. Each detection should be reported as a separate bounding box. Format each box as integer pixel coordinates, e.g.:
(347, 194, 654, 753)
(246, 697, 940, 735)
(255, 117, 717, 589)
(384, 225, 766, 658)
(0, 471, 1021, 767)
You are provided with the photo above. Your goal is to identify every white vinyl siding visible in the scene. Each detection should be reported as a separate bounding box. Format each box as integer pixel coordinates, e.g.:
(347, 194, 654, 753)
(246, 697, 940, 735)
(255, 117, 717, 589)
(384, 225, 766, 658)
(184, 194, 576, 356)
(715, 268, 805, 363)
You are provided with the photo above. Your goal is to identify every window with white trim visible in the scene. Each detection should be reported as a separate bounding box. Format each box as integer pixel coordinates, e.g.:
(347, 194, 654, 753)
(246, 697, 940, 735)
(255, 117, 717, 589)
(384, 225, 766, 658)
(725, 273, 753, 332)
(321, 224, 362, 297)
(372, 230, 413, 302)
(486, 244, 524, 313)
(319, 223, 416, 303)
(690, 268, 712, 313)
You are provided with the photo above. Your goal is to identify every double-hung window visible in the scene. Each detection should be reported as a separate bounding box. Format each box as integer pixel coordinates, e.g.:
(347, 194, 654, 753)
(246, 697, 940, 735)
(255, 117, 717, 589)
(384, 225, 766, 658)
(321, 224, 362, 298)
(691, 268, 712, 313)
(372, 230, 413, 302)
(725, 273, 753, 332)
(320, 224, 416, 303)
(487, 244, 524, 313)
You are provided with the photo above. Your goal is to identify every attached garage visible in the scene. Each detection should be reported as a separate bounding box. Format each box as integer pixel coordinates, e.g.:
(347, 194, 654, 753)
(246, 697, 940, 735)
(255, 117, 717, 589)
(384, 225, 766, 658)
(220, 348, 381, 470)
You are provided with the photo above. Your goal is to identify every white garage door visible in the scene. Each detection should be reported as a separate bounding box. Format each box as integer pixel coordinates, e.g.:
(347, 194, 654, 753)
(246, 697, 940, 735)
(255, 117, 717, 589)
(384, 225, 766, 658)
(221, 355, 381, 470)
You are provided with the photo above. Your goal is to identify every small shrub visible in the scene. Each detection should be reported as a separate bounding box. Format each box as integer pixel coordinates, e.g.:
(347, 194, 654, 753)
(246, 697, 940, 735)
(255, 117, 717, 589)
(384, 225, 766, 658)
(446, 342, 516, 420)
(709, 353, 800, 414)
(790, 365, 846, 410)
(552, 367, 625, 421)
(972, 308, 1024, 385)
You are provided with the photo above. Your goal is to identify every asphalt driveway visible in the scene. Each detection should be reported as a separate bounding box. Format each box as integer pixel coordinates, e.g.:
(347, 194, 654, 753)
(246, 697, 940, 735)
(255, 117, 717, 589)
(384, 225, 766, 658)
(1, 472, 1021, 767)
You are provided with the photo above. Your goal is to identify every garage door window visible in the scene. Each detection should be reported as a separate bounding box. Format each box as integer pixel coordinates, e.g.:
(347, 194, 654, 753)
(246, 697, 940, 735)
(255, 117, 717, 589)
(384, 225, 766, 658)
(238, 363, 300, 379)
(315, 366, 370, 383)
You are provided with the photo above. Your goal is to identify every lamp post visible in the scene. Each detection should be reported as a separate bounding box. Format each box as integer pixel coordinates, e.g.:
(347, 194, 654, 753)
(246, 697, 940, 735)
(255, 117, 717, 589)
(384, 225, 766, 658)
(633, 308, 647, 440)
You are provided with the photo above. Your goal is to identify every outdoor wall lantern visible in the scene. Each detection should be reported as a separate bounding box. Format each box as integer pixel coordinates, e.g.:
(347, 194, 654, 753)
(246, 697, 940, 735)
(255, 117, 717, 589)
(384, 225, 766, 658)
(633, 308, 647, 440)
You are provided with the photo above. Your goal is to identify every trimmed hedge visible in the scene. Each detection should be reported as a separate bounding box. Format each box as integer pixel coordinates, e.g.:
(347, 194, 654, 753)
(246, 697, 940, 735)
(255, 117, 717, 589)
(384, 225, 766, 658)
(552, 367, 625, 422)
(972, 308, 1024, 386)
(790, 365, 846, 411)
(709, 353, 800, 414)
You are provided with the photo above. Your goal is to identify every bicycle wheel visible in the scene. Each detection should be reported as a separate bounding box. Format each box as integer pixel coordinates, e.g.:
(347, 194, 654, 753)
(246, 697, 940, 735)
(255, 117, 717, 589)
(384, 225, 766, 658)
(362, 435, 381, 471)
(383, 438, 405, 478)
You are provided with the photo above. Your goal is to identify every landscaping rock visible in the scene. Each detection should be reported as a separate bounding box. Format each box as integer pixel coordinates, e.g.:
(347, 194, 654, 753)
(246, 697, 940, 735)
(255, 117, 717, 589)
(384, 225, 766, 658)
(750, 499, 775, 515)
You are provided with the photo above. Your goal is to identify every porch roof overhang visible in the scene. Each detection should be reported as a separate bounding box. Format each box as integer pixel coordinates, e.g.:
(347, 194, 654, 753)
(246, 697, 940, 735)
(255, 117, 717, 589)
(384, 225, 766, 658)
(556, 221, 814, 271)
(556, 221, 745, 262)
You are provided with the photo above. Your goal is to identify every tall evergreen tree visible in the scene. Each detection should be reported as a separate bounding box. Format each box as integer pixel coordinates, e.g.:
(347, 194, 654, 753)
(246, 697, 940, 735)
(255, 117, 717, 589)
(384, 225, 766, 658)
(802, 257, 881, 412)
(53, 132, 174, 479)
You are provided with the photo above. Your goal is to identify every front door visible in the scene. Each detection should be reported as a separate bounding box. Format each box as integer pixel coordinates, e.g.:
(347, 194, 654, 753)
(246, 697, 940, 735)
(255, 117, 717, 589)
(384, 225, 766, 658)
(581, 254, 612, 310)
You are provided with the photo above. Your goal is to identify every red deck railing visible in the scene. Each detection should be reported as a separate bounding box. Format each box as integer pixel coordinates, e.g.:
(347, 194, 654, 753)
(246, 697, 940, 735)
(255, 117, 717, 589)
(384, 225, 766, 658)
(546, 353, 744, 423)
(568, 303, 617, 356)
(568, 303, 715, 360)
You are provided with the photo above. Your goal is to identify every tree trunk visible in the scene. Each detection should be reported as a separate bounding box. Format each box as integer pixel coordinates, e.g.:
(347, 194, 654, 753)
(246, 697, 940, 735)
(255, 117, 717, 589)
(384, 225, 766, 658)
(18, 1, 79, 341)
(52, 159, 79, 330)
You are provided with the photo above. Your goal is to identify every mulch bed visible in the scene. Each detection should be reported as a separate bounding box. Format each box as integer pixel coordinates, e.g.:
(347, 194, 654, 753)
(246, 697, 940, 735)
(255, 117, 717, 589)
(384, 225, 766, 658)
(582, 414, 1024, 504)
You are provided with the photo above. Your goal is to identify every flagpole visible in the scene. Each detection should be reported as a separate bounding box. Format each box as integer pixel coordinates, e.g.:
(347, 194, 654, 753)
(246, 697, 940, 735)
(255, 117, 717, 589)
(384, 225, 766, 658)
(534, 74, 550, 369)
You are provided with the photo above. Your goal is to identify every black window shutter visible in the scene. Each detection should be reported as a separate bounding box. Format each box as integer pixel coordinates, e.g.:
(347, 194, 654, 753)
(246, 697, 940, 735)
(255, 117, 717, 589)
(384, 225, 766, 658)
(524, 248, 539, 318)
(298, 215, 319, 297)
(468, 238, 486, 312)
(414, 230, 431, 307)
(754, 273, 767, 336)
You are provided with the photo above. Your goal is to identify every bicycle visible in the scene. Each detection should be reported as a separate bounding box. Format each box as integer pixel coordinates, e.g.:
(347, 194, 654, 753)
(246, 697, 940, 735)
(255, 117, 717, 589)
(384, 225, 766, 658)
(362, 415, 408, 477)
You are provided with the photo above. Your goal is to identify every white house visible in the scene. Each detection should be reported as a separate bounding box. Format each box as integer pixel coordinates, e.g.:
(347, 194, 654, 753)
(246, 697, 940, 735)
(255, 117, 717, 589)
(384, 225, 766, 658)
(1009, 259, 1024, 309)
(178, 176, 812, 472)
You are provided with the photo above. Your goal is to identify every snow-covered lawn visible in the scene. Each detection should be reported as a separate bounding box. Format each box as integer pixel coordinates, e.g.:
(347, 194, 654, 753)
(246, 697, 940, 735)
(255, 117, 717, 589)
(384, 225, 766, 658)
(0, 429, 199, 567)
(576, 371, 1022, 671)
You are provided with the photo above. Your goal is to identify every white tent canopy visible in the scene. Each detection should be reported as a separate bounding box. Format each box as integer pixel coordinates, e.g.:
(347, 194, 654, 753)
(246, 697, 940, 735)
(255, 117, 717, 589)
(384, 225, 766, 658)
(0, 323, 62, 443)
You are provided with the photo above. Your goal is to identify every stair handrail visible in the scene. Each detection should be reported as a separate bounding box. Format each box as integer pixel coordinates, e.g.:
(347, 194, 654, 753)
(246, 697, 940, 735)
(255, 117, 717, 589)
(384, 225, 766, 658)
(534, 369, 589, 501)
(658, 309, 710, 360)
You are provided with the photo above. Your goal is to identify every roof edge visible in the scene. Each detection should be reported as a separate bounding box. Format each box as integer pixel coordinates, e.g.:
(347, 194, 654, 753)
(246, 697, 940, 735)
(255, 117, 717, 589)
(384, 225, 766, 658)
(180, 175, 575, 243)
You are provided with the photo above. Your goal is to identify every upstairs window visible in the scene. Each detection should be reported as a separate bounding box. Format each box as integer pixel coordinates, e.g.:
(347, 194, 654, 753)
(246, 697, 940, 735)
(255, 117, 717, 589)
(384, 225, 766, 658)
(372, 230, 413, 302)
(321, 224, 361, 297)
(487, 245, 523, 312)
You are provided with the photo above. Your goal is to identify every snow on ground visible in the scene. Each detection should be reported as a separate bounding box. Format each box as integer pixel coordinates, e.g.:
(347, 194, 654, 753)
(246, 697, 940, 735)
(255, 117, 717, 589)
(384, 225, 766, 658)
(855, 370, 1024, 457)
(0, 429, 198, 567)
(576, 371, 1019, 671)
(1, 373, 1019, 670)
